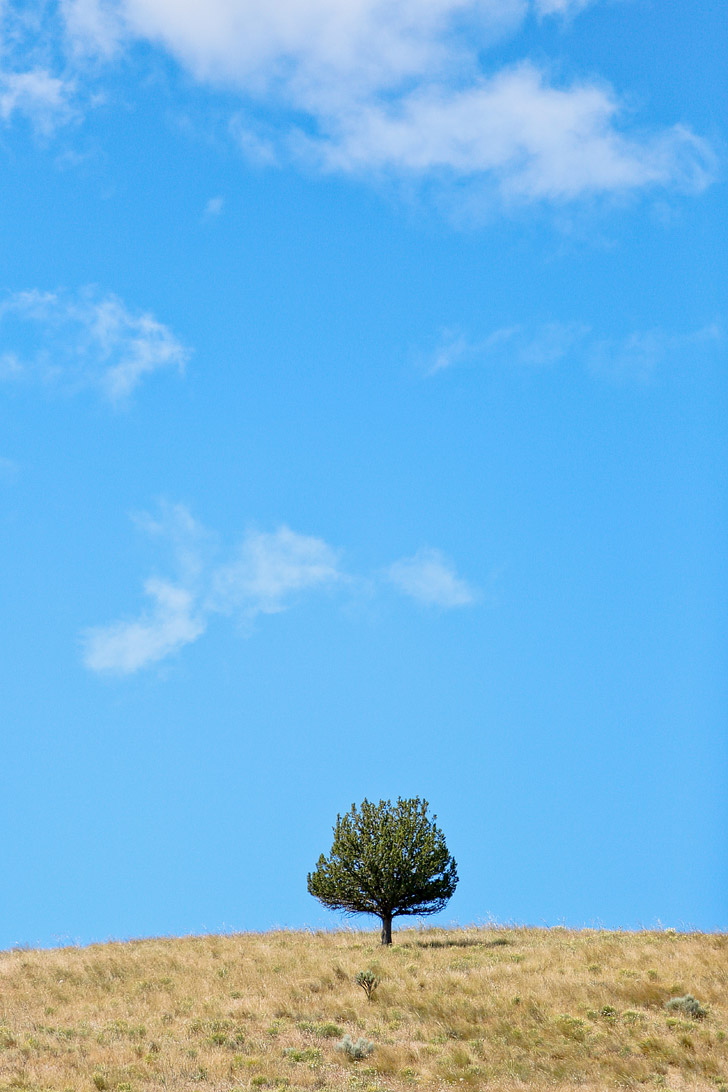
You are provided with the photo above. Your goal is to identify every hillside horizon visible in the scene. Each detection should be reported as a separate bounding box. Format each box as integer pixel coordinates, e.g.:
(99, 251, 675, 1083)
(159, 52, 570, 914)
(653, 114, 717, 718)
(3, 920, 726, 957)
(1, 924, 725, 1092)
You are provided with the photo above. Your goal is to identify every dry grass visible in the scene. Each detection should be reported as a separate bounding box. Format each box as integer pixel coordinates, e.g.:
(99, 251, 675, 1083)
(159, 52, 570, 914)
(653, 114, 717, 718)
(1, 927, 726, 1092)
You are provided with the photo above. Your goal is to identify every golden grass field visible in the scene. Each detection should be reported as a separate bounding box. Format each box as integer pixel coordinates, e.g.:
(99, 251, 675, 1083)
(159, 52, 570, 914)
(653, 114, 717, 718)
(1, 927, 726, 1092)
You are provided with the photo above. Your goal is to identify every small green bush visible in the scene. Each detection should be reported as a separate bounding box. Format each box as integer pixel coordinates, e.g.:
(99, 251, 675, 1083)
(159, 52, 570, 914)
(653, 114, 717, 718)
(336, 1034, 375, 1061)
(355, 970, 380, 1001)
(316, 1022, 343, 1038)
(296, 1020, 342, 1038)
(664, 995, 707, 1019)
(282, 1047, 322, 1064)
(556, 1015, 586, 1041)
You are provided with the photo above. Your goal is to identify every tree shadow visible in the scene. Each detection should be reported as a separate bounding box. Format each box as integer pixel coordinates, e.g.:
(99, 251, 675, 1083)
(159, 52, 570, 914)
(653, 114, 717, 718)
(399, 935, 512, 950)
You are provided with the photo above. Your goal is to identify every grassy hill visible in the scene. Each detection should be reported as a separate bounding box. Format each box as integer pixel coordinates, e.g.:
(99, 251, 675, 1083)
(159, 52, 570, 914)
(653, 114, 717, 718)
(1, 927, 726, 1092)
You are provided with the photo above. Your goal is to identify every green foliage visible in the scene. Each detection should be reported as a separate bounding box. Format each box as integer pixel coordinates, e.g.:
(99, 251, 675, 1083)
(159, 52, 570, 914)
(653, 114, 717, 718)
(664, 994, 707, 1019)
(296, 1020, 342, 1038)
(556, 1015, 586, 1041)
(307, 797, 458, 944)
(336, 1034, 375, 1060)
(355, 970, 380, 1001)
(282, 1046, 322, 1063)
(0, 1027, 17, 1050)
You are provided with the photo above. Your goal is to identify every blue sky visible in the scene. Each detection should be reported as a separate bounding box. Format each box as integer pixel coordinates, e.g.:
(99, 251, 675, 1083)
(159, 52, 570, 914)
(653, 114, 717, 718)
(0, 0, 726, 948)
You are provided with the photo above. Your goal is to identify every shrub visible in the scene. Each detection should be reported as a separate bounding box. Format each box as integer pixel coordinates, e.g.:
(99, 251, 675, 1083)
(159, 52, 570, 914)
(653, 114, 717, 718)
(297, 1020, 342, 1038)
(316, 1021, 342, 1038)
(336, 1034, 375, 1060)
(282, 1047, 322, 1064)
(556, 1015, 586, 1041)
(355, 970, 380, 1001)
(664, 995, 707, 1019)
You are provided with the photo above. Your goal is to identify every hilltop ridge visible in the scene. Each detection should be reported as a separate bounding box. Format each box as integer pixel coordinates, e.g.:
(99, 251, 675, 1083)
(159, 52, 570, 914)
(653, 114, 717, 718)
(0, 927, 725, 1092)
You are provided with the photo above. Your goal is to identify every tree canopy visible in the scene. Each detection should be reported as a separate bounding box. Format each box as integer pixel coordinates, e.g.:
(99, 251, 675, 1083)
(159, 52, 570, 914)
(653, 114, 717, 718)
(307, 797, 458, 944)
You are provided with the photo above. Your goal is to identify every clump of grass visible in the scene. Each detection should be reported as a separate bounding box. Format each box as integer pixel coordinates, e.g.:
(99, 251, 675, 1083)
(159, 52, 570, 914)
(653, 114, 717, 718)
(664, 994, 707, 1019)
(336, 1033, 374, 1060)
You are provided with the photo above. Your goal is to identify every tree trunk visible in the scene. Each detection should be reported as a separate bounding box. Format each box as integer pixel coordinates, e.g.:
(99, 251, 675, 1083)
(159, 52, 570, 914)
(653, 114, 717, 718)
(380, 912, 393, 946)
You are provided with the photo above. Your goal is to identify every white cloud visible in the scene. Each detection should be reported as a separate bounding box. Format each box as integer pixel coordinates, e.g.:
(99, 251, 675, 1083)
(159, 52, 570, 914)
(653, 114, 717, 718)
(83, 579, 206, 674)
(210, 527, 342, 618)
(59, 0, 124, 57)
(52, 0, 714, 203)
(514, 322, 589, 365)
(203, 195, 224, 218)
(229, 116, 279, 166)
(83, 508, 345, 673)
(387, 548, 477, 608)
(0, 350, 23, 378)
(305, 66, 713, 199)
(425, 320, 586, 373)
(132, 500, 215, 583)
(586, 321, 723, 382)
(533, 0, 593, 16)
(0, 287, 190, 401)
(0, 68, 75, 132)
(425, 319, 723, 379)
(87, 294, 189, 400)
(426, 329, 474, 375)
(101, 0, 525, 103)
(83, 504, 478, 674)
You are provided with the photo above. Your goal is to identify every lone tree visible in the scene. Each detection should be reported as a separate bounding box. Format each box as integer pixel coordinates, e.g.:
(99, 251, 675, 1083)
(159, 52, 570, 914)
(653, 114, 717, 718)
(307, 797, 458, 945)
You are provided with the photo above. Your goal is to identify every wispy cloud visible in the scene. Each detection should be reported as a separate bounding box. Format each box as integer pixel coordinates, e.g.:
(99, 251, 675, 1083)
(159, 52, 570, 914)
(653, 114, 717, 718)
(533, 0, 594, 16)
(424, 320, 723, 379)
(203, 195, 224, 219)
(50, 0, 714, 206)
(0, 287, 190, 402)
(82, 504, 347, 674)
(60, 0, 125, 58)
(82, 503, 478, 674)
(0, 456, 19, 483)
(209, 527, 342, 620)
(586, 322, 723, 382)
(426, 325, 522, 375)
(0, 69, 76, 132)
(0, 1, 81, 134)
(83, 579, 206, 674)
(387, 548, 478, 608)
